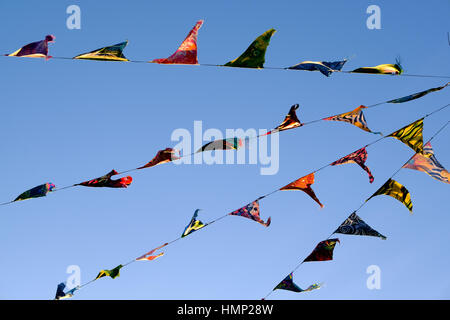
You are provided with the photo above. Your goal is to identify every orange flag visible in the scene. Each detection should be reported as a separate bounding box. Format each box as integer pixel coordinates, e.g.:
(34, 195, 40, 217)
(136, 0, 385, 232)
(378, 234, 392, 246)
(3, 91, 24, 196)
(280, 173, 324, 208)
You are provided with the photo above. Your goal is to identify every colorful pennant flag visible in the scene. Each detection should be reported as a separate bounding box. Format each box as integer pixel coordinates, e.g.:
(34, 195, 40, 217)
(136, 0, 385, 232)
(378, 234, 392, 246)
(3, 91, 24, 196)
(197, 137, 243, 153)
(388, 119, 428, 155)
(138, 148, 181, 169)
(76, 170, 132, 188)
(14, 183, 55, 202)
(182, 209, 206, 238)
(151, 20, 203, 65)
(287, 59, 347, 77)
(323, 105, 379, 134)
(351, 60, 403, 75)
(267, 104, 303, 134)
(304, 239, 340, 262)
(280, 173, 324, 208)
(136, 243, 168, 261)
(95, 265, 123, 280)
(54, 282, 79, 300)
(402, 142, 449, 184)
(229, 200, 271, 227)
(387, 83, 449, 103)
(73, 41, 129, 61)
(224, 29, 276, 69)
(5, 35, 55, 59)
(334, 212, 386, 240)
(367, 179, 413, 213)
(273, 273, 321, 293)
(330, 147, 375, 183)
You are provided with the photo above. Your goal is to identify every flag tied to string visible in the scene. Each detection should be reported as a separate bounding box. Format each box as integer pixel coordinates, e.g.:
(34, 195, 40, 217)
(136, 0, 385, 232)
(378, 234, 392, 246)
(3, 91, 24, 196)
(152, 20, 203, 65)
(265, 104, 303, 135)
(402, 142, 449, 184)
(14, 183, 55, 202)
(95, 264, 123, 280)
(182, 209, 206, 238)
(197, 137, 243, 153)
(287, 59, 347, 77)
(304, 239, 340, 262)
(387, 83, 449, 103)
(352, 60, 403, 75)
(54, 282, 79, 300)
(334, 212, 386, 240)
(331, 147, 375, 183)
(136, 243, 168, 261)
(76, 170, 132, 188)
(138, 148, 181, 169)
(280, 173, 324, 208)
(229, 200, 271, 227)
(367, 179, 413, 213)
(388, 118, 428, 156)
(323, 105, 380, 134)
(274, 273, 322, 293)
(74, 41, 129, 61)
(5, 35, 55, 59)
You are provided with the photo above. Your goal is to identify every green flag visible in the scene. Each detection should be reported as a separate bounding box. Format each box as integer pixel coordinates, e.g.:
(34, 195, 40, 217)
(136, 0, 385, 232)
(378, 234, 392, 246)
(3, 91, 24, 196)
(95, 264, 123, 280)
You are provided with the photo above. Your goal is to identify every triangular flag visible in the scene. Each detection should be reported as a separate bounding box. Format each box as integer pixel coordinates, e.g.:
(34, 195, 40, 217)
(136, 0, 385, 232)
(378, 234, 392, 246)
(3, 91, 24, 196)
(274, 273, 302, 292)
(76, 170, 132, 188)
(388, 119, 427, 155)
(280, 173, 324, 208)
(331, 147, 375, 183)
(352, 60, 403, 75)
(304, 239, 340, 262)
(14, 183, 55, 202)
(54, 282, 79, 300)
(334, 212, 386, 239)
(367, 179, 413, 213)
(5, 35, 55, 59)
(181, 209, 206, 238)
(136, 243, 168, 261)
(229, 200, 271, 227)
(138, 148, 181, 169)
(267, 104, 303, 135)
(323, 105, 380, 134)
(197, 137, 243, 153)
(73, 41, 129, 61)
(387, 83, 449, 103)
(95, 265, 123, 280)
(287, 60, 347, 77)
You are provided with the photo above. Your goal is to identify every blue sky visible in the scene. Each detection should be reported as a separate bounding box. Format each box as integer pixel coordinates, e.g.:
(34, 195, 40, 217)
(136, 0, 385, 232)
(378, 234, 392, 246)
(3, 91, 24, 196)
(0, 0, 449, 300)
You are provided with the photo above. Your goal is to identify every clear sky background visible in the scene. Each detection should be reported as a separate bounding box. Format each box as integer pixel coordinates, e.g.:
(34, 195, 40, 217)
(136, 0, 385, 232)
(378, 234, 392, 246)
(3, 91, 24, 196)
(0, 0, 449, 300)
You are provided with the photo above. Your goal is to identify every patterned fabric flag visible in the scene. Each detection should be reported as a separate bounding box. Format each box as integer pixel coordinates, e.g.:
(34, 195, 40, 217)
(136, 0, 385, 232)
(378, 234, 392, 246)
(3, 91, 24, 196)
(73, 41, 129, 61)
(197, 137, 243, 153)
(388, 119, 427, 155)
(76, 170, 132, 188)
(351, 61, 403, 75)
(304, 239, 340, 262)
(287, 60, 347, 77)
(367, 179, 413, 213)
(5, 35, 55, 59)
(323, 105, 379, 134)
(402, 142, 449, 184)
(387, 83, 449, 103)
(267, 104, 303, 134)
(151, 20, 203, 64)
(224, 29, 276, 69)
(136, 243, 168, 261)
(331, 147, 375, 183)
(280, 173, 324, 208)
(54, 282, 79, 300)
(182, 209, 206, 238)
(138, 148, 181, 169)
(334, 212, 387, 240)
(229, 200, 271, 227)
(14, 183, 55, 202)
(274, 273, 302, 292)
(95, 265, 123, 280)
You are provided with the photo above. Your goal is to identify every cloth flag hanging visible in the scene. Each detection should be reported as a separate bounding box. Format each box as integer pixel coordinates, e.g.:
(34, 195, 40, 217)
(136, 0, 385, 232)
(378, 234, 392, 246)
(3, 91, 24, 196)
(323, 105, 379, 134)
(95, 265, 123, 280)
(330, 147, 375, 183)
(265, 104, 303, 135)
(73, 41, 129, 61)
(151, 20, 203, 64)
(76, 170, 132, 188)
(387, 83, 449, 104)
(280, 173, 324, 208)
(334, 212, 387, 239)
(273, 273, 321, 293)
(304, 239, 340, 262)
(136, 243, 168, 261)
(54, 282, 79, 300)
(5, 35, 55, 59)
(287, 60, 347, 77)
(229, 200, 271, 227)
(182, 209, 206, 238)
(14, 183, 55, 202)
(197, 137, 243, 153)
(366, 179, 413, 213)
(402, 142, 449, 184)
(351, 60, 403, 75)
(138, 148, 181, 169)
(223, 29, 276, 69)
(388, 119, 427, 156)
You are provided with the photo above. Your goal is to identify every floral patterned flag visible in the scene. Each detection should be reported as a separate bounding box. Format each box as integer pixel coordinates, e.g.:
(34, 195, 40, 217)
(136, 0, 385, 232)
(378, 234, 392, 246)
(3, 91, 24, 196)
(229, 200, 271, 227)
(331, 147, 375, 183)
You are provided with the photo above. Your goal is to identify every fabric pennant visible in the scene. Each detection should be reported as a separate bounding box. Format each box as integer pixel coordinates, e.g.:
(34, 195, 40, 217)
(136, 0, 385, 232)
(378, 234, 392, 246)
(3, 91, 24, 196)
(152, 20, 203, 65)
(267, 104, 303, 134)
(287, 60, 347, 77)
(74, 41, 129, 61)
(54, 282, 79, 300)
(351, 60, 403, 75)
(323, 105, 380, 134)
(304, 239, 340, 262)
(95, 264, 123, 280)
(334, 212, 387, 240)
(76, 170, 132, 188)
(387, 83, 449, 103)
(367, 179, 413, 213)
(402, 142, 449, 184)
(274, 273, 303, 292)
(5, 35, 55, 59)
(182, 209, 206, 238)
(136, 243, 168, 261)
(197, 137, 243, 153)
(224, 29, 276, 69)
(138, 148, 181, 169)
(229, 200, 271, 227)
(388, 119, 427, 156)
(280, 173, 324, 208)
(14, 183, 55, 202)
(331, 147, 375, 183)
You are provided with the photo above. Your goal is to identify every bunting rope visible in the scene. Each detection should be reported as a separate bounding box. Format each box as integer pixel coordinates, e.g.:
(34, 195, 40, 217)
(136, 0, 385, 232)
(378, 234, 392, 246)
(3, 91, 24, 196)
(58, 107, 449, 299)
(261, 120, 450, 300)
